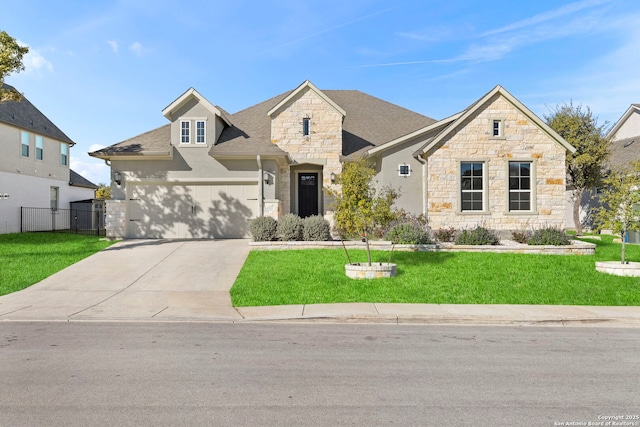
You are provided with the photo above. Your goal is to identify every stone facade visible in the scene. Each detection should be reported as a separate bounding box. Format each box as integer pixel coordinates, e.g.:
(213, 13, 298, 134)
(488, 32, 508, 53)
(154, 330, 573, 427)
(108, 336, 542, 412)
(426, 94, 567, 232)
(270, 87, 343, 218)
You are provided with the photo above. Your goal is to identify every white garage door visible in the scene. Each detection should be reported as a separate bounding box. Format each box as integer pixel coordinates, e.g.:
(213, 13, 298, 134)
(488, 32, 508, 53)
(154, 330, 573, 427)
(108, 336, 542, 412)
(127, 183, 258, 239)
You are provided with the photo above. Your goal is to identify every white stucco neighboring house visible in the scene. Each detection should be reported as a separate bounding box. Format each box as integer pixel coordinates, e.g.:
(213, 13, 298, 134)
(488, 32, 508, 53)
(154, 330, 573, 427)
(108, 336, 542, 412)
(0, 84, 97, 234)
(90, 81, 575, 239)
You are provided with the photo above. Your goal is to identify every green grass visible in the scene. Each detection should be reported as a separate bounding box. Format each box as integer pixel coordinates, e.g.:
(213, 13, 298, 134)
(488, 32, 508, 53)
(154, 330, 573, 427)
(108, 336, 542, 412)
(231, 235, 640, 307)
(0, 232, 116, 296)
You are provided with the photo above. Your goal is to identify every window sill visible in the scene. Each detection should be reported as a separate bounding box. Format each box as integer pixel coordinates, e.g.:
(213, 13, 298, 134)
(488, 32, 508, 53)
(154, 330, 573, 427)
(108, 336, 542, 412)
(504, 210, 538, 215)
(488, 136, 506, 140)
(458, 211, 490, 215)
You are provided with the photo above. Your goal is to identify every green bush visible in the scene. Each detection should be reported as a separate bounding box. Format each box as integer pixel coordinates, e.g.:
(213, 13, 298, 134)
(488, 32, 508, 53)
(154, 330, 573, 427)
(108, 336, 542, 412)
(511, 230, 531, 244)
(250, 216, 278, 242)
(455, 226, 499, 245)
(434, 227, 457, 243)
(527, 227, 571, 246)
(385, 223, 433, 244)
(303, 215, 332, 241)
(277, 214, 304, 241)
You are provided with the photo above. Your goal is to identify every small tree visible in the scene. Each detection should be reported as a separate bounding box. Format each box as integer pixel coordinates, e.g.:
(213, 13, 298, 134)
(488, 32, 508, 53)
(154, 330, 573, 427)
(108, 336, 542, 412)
(0, 30, 29, 102)
(545, 102, 610, 236)
(594, 163, 640, 264)
(330, 158, 398, 265)
(95, 183, 111, 200)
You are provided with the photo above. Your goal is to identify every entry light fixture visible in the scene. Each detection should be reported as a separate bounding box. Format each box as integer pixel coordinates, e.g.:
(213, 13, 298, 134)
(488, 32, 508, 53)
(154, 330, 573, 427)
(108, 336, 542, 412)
(330, 172, 336, 183)
(263, 171, 270, 184)
(114, 171, 122, 185)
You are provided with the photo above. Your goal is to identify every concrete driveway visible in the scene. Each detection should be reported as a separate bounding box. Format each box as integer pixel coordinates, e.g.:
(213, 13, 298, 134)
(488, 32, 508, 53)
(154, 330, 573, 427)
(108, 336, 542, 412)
(0, 239, 250, 321)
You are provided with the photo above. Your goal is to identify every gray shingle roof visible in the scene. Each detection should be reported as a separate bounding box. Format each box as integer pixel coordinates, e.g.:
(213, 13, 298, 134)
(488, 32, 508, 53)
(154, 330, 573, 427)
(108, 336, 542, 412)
(609, 136, 640, 170)
(69, 169, 98, 189)
(90, 124, 171, 157)
(0, 84, 74, 145)
(94, 86, 436, 159)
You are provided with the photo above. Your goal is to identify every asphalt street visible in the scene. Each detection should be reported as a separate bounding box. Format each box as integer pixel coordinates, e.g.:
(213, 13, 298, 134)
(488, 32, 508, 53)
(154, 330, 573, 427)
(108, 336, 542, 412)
(1, 322, 638, 426)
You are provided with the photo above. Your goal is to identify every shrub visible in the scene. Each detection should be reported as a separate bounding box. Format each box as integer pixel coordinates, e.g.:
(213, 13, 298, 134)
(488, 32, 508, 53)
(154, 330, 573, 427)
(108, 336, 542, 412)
(527, 227, 571, 246)
(455, 226, 499, 245)
(277, 214, 304, 241)
(385, 223, 433, 244)
(303, 215, 332, 241)
(250, 216, 278, 242)
(434, 227, 457, 243)
(511, 230, 531, 244)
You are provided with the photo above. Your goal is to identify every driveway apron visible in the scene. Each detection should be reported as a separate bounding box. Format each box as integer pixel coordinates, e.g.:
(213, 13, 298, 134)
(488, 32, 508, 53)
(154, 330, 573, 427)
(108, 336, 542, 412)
(0, 239, 250, 321)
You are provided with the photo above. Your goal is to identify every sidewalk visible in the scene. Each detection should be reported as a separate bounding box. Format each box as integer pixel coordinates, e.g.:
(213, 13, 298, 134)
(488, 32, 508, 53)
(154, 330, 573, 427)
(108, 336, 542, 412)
(234, 303, 640, 327)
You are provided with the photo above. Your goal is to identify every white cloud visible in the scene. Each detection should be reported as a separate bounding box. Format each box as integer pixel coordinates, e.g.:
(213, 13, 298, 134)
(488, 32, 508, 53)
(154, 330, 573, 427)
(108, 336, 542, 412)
(129, 41, 143, 56)
(16, 40, 54, 76)
(70, 158, 110, 186)
(107, 40, 119, 53)
(88, 144, 106, 152)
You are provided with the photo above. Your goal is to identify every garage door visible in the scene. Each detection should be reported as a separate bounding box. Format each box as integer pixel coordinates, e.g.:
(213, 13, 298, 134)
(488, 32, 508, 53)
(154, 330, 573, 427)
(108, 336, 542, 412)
(128, 183, 258, 239)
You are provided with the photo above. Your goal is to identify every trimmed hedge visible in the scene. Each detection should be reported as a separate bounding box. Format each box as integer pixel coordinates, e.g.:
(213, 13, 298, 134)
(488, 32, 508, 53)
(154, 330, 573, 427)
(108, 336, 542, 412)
(250, 216, 278, 242)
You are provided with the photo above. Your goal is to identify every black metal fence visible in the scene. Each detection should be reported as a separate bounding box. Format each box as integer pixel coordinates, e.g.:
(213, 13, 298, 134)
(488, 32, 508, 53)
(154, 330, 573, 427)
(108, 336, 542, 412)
(21, 207, 105, 235)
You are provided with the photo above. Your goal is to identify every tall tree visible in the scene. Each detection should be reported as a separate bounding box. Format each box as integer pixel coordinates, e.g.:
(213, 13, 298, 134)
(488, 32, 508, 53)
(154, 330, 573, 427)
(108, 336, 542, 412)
(0, 30, 29, 102)
(545, 102, 610, 236)
(594, 163, 640, 264)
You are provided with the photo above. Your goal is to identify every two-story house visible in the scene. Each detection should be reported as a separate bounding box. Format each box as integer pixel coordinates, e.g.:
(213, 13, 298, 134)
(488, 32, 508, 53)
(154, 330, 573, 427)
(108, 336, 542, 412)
(0, 84, 97, 234)
(90, 80, 575, 240)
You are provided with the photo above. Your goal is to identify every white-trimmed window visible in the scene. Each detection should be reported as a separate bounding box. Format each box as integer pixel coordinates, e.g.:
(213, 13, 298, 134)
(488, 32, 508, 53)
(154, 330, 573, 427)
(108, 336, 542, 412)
(180, 120, 190, 144)
(36, 135, 44, 160)
(461, 162, 485, 211)
(50, 186, 59, 210)
(398, 164, 411, 177)
(60, 143, 68, 166)
(21, 131, 30, 157)
(491, 119, 504, 138)
(509, 161, 532, 211)
(196, 120, 206, 144)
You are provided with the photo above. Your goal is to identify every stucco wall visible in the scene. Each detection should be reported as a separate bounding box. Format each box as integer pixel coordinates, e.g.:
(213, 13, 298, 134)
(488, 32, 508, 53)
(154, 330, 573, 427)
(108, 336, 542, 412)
(612, 110, 640, 140)
(426, 94, 567, 232)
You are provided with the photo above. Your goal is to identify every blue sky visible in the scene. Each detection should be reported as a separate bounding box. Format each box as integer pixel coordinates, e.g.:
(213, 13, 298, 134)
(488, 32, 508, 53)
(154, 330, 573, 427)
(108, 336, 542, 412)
(4, 0, 640, 185)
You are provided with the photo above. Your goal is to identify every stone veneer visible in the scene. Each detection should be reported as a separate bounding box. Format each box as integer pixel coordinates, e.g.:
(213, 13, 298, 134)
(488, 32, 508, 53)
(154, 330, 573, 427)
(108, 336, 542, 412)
(426, 93, 567, 231)
(270, 87, 343, 219)
(105, 199, 126, 239)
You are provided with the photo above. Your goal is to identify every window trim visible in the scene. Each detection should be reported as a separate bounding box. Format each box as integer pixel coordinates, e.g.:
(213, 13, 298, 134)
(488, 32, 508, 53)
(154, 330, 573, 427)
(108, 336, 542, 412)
(180, 120, 191, 144)
(459, 160, 488, 214)
(398, 163, 411, 177)
(36, 135, 44, 161)
(195, 120, 206, 144)
(505, 159, 537, 214)
(21, 131, 30, 157)
(490, 118, 505, 139)
(60, 143, 68, 166)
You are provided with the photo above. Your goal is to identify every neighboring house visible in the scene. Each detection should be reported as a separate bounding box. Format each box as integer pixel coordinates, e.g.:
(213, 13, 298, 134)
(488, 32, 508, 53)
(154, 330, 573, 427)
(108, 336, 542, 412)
(0, 84, 97, 234)
(90, 81, 575, 239)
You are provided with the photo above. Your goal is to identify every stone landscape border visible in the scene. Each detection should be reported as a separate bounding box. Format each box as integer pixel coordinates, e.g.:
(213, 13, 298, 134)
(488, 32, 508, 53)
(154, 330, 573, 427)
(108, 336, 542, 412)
(250, 240, 596, 255)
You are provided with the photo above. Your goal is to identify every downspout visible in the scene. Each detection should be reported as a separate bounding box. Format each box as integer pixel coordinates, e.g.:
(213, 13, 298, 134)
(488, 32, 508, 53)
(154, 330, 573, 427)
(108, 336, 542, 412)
(414, 153, 428, 216)
(257, 155, 264, 216)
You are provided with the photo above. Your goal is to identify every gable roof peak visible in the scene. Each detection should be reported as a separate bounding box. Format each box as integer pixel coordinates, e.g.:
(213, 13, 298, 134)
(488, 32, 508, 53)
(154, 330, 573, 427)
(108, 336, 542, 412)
(266, 80, 346, 117)
(162, 87, 231, 126)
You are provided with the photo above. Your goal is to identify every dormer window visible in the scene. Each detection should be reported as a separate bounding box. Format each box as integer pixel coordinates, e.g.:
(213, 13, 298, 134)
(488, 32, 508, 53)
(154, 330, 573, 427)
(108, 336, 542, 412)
(180, 120, 190, 144)
(196, 120, 206, 144)
(302, 117, 310, 137)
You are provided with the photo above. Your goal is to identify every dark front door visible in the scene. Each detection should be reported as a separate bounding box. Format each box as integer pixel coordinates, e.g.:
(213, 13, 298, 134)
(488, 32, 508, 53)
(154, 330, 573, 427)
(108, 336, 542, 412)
(298, 173, 319, 218)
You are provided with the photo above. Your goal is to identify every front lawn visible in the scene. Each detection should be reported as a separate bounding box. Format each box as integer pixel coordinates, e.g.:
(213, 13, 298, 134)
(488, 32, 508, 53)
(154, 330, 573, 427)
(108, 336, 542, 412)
(231, 236, 640, 307)
(0, 232, 116, 296)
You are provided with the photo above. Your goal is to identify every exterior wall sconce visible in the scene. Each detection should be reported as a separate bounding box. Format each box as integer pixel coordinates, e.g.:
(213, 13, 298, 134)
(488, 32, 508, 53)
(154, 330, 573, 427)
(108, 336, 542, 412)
(114, 171, 122, 185)
(330, 172, 336, 183)
(263, 171, 270, 184)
